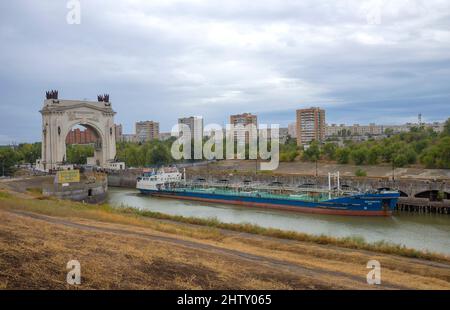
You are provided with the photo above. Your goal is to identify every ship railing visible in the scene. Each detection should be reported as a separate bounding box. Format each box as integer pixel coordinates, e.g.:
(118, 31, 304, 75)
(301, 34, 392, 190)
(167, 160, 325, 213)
(182, 180, 358, 195)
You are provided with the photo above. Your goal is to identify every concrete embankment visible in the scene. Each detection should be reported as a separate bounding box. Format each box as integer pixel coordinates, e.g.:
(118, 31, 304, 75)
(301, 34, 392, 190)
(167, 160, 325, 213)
(0, 174, 108, 204)
(42, 177, 108, 204)
(107, 169, 143, 188)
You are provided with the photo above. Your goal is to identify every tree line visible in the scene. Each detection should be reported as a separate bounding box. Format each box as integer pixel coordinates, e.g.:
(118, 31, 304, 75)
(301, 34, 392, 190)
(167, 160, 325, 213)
(1, 118, 449, 175)
(286, 118, 450, 169)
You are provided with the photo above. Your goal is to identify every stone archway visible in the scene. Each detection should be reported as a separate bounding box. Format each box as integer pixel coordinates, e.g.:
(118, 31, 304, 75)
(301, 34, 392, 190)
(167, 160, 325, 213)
(39, 93, 116, 170)
(62, 122, 104, 166)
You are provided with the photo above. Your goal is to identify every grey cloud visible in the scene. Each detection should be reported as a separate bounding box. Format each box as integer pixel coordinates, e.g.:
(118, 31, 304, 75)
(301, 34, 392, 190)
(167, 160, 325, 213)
(0, 0, 449, 144)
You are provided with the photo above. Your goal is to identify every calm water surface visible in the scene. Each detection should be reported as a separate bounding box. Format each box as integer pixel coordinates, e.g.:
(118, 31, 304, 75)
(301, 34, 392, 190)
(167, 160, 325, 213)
(107, 187, 450, 255)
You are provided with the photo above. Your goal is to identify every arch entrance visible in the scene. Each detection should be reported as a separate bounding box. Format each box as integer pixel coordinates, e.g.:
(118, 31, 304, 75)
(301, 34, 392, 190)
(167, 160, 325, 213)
(64, 124, 103, 166)
(38, 91, 117, 171)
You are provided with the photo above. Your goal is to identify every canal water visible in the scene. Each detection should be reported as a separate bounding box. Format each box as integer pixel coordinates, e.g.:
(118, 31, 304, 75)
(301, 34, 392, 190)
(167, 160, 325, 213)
(107, 188, 450, 255)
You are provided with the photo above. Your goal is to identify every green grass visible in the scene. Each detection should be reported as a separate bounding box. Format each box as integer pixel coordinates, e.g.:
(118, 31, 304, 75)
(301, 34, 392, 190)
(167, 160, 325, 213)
(0, 191, 12, 199)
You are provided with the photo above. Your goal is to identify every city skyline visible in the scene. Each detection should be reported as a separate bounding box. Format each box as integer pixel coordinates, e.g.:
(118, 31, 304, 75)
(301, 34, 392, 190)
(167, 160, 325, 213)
(1, 94, 447, 146)
(1, 1, 450, 144)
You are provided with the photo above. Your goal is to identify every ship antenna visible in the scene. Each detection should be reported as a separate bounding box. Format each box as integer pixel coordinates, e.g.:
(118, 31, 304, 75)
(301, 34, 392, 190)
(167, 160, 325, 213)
(337, 171, 340, 194)
(328, 172, 331, 200)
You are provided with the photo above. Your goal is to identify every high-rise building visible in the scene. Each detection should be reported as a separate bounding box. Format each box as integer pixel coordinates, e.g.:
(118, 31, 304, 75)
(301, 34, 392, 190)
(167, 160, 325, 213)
(229, 113, 258, 144)
(135, 121, 160, 142)
(178, 116, 204, 140)
(296, 107, 325, 146)
(114, 124, 123, 142)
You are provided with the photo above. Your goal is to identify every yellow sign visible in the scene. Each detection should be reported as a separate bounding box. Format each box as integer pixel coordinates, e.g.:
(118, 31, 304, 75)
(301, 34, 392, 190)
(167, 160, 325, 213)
(56, 170, 80, 184)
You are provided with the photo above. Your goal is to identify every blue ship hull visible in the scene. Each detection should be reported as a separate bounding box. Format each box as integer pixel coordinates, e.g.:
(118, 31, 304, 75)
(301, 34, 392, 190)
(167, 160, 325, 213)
(138, 188, 399, 216)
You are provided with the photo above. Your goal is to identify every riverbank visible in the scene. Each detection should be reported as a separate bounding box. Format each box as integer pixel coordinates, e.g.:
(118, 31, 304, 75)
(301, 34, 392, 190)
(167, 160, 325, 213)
(0, 188, 449, 289)
(194, 160, 450, 179)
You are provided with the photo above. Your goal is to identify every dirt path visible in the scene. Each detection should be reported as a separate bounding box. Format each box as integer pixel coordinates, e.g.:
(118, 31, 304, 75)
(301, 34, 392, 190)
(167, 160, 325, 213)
(1, 189, 449, 290)
(2, 209, 417, 290)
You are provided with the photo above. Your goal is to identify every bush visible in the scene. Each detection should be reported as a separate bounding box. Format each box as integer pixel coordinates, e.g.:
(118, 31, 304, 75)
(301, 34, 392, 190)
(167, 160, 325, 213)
(355, 168, 367, 177)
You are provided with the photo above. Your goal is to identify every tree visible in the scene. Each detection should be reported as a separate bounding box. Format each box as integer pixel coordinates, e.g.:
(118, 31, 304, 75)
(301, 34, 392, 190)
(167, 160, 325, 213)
(66, 144, 94, 165)
(336, 148, 350, 164)
(280, 139, 298, 162)
(302, 141, 321, 162)
(322, 142, 337, 160)
(367, 147, 379, 165)
(350, 148, 367, 165)
(115, 140, 177, 167)
(413, 139, 429, 153)
(148, 142, 171, 166)
(380, 142, 398, 162)
(17, 143, 41, 164)
(443, 118, 450, 136)
(280, 150, 297, 162)
(393, 154, 408, 168)
(385, 128, 394, 136)
(404, 147, 417, 165)
(420, 136, 450, 168)
(0, 147, 19, 176)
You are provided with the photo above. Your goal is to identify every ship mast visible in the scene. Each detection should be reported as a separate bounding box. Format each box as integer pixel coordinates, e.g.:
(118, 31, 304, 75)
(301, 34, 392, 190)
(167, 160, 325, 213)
(328, 171, 340, 199)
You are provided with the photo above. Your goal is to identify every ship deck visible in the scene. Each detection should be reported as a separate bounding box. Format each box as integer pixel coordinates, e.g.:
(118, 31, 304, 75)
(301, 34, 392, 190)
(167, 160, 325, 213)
(168, 186, 343, 202)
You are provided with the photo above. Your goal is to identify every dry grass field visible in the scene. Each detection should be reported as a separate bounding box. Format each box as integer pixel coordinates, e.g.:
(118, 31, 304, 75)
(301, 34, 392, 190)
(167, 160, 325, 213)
(0, 185, 449, 290)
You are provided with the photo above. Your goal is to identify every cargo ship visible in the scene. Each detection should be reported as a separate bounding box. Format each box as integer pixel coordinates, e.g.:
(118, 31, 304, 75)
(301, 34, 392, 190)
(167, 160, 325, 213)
(136, 168, 399, 216)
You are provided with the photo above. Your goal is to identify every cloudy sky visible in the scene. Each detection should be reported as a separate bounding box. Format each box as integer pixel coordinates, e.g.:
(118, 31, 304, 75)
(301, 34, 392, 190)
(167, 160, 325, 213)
(0, 0, 449, 144)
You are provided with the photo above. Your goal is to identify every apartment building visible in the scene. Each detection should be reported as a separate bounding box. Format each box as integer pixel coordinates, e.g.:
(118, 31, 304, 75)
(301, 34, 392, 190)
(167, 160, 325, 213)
(229, 113, 258, 145)
(65, 128, 97, 145)
(178, 116, 204, 140)
(296, 107, 325, 146)
(113, 124, 123, 142)
(135, 121, 160, 142)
